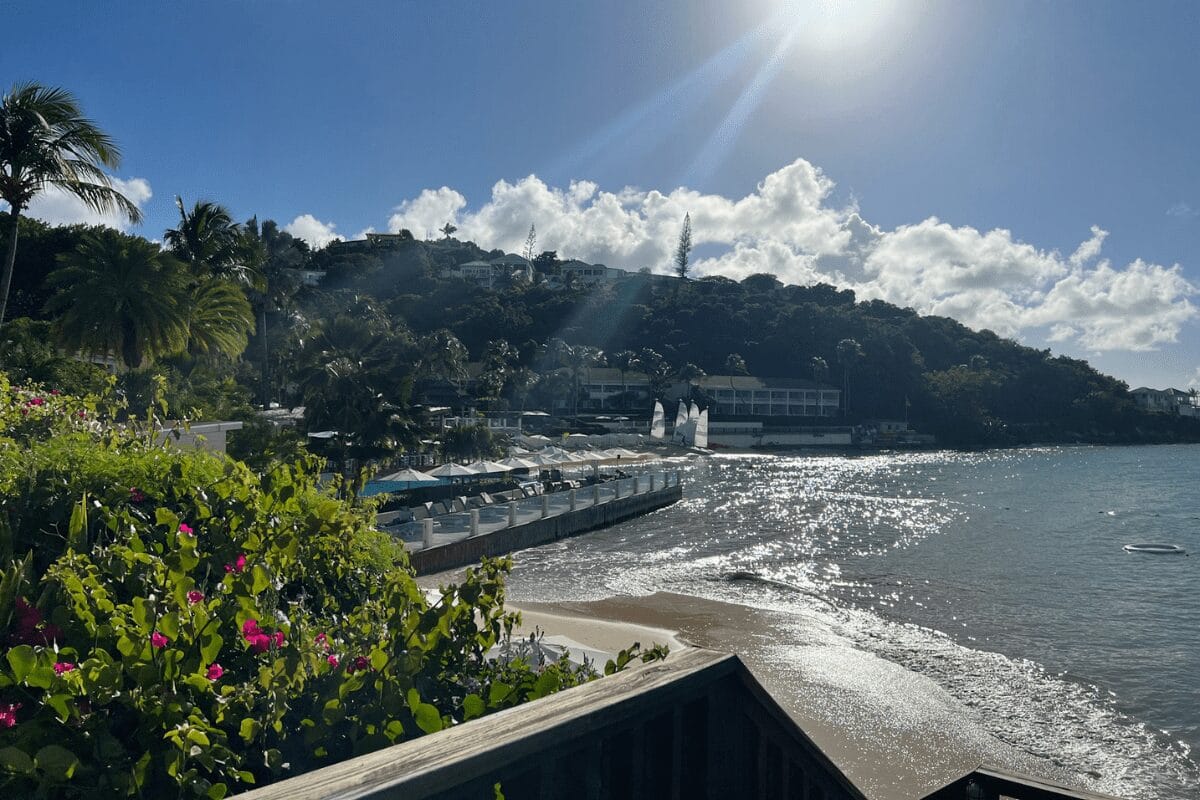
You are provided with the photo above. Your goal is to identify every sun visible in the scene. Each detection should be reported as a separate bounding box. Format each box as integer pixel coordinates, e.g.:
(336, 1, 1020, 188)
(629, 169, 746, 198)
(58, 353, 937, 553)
(766, 0, 904, 56)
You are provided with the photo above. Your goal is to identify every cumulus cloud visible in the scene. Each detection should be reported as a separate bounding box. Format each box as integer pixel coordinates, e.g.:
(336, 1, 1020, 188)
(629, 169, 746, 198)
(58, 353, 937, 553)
(284, 214, 342, 248)
(374, 158, 1197, 352)
(1167, 202, 1198, 219)
(21, 176, 153, 231)
(1189, 368, 1200, 389)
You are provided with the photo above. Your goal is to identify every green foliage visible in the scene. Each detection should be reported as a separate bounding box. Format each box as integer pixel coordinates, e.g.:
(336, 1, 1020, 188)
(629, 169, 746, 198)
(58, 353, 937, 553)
(0, 379, 661, 798)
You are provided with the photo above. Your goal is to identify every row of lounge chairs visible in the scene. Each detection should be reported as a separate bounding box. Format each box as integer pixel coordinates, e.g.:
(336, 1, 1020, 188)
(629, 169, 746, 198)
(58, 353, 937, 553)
(379, 481, 555, 526)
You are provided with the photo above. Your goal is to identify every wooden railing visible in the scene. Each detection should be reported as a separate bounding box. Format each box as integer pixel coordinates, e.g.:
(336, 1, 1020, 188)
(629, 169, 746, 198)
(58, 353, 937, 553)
(234, 648, 865, 800)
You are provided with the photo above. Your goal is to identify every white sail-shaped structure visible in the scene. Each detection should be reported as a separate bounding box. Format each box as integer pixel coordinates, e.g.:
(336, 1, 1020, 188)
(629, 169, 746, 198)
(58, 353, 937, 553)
(688, 402, 700, 421)
(650, 401, 666, 439)
(695, 409, 709, 449)
(674, 401, 688, 431)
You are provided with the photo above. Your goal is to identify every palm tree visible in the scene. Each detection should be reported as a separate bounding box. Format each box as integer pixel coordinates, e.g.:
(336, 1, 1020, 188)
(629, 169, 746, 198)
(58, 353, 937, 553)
(836, 339, 864, 418)
(45, 233, 189, 370)
(183, 277, 255, 361)
(164, 197, 251, 283)
(294, 316, 416, 492)
(0, 82, 142, 333)
(241, 218, 303, 404)
(809, 356, 829, 386)
(610, 350, 641, 410)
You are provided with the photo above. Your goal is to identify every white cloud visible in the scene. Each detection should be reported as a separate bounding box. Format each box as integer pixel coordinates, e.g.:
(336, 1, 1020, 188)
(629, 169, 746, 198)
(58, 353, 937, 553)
(1188, 368, 1200, 389)
(284, 214, 342, 248)
(1167, 202, 1198, 219)
(371, 158, 1196, 353)
(21, 176, 152, 231)
(1069, 225, 1108, 267)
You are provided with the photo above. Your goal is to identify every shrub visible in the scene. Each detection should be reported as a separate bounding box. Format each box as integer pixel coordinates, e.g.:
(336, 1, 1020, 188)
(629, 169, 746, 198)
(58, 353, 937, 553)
(0, 377, 662, 797)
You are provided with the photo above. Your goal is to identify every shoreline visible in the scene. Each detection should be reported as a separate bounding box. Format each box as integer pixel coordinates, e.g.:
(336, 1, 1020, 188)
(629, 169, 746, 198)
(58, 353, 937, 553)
(497, 591, 1086, 800)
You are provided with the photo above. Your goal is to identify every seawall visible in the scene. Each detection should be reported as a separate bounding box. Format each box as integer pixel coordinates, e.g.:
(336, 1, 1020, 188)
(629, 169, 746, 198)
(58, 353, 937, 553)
(408, 483, 682, 575)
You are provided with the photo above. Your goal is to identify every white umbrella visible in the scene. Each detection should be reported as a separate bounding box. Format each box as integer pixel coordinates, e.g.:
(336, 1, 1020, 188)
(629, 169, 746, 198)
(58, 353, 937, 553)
(605, 448, 643, 460)
(527, 453, 565, 467)
(575, 450, 605, 461)
(467, 460, 512, 474)
(428, 462, 481, 478)
(375, 467, 440, 483)
(500, 457, 539, 470)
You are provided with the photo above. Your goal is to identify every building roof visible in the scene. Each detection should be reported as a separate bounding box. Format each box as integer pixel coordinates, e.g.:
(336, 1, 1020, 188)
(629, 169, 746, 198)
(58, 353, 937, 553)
(695, 375, 834, 391)
(457, 260, 493, 268)
(490, 254, 533, 267)
(580, 367, 650, 384)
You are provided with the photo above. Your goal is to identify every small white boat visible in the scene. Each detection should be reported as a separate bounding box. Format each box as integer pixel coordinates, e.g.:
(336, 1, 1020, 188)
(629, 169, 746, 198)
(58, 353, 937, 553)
(1123, 543, 1187, 555)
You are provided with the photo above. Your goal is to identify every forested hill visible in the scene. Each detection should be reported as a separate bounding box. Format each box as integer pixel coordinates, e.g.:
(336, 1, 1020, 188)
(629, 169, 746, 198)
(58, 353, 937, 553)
(4, 217, 1198, 448)
(307, 235, 1198, 447)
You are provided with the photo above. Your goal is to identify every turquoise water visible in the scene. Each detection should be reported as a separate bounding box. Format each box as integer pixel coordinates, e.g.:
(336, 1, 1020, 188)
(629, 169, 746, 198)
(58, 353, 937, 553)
(504, 445, 1200, 799)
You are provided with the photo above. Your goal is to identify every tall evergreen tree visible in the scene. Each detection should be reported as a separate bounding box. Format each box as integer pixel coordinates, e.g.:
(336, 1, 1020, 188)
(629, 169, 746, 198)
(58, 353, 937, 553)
(673, 212, 693, 279)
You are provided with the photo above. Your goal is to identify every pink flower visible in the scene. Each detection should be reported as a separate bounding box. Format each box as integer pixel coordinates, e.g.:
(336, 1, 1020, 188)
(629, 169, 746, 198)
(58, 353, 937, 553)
(129, 487, 145, 503)
(0, 703, 21, 728)
(27, 397, 44, 407)
(272, 631, 285, 648)
(242, 619, 261, 636)
(150, 631, 168, 649)
(53, 662, 75, 676)
(49, 389, 61, 396)
(326, 654, 339, 668)
(9, 597, 62, 646)
(315, 632, 327, 646)
(347, 656, 370, 674)
(187, 590, 205, 605)
(242, 619, 272, 653)
(224, 554, 247, 574)
(178, 523, 194, 537)
(76, 410, 86, 418)
(206, 663, 224, 681)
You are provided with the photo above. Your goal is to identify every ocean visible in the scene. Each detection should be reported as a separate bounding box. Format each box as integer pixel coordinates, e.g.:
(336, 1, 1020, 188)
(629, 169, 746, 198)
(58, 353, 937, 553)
(502, 445, 1200, 799)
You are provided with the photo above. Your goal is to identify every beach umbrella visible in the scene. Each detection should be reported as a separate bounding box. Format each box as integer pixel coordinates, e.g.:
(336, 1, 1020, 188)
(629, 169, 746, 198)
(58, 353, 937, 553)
(500, 457, 539, 470)
(527, 453, 565, 467)
(427, 462, 481, 478)
(605, 447, 642, 460)
(375, 467, 439, 483)
(467, 460, 512, 474)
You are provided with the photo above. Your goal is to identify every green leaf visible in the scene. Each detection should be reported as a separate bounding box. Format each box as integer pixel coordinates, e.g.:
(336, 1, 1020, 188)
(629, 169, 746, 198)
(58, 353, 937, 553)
(67, 494, 88, 551)
(532, 670, 559, 699)
(207, 783, 229, 800)
(238, 718, 261, 744)
(6, 645, 35, 681)
(46, 693, 72, 721)
(462, 693, 485, 721)
(0, 746, 34, 775)
(200, 631, 223, 665)
(35, 744, 81, 781)
(250, 565, 270, 594)
(487, 681, 513, 706)
(413, 702, 442, 734)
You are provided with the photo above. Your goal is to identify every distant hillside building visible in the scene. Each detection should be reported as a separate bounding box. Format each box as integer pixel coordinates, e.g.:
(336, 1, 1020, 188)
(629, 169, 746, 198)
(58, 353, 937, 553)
(451, 254, 534, 287)
(556, 259, 624, 286)
(1131, 386, 1199, 417)
(679, 375, 841, 418)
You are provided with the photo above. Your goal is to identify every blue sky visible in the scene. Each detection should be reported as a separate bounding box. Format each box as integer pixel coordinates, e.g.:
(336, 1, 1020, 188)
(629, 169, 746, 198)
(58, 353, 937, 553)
(4, 0, 1199, 388)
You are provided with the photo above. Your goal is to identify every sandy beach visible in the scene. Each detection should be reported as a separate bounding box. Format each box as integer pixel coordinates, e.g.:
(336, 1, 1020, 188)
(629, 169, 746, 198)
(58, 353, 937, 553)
(420, 561, 1088, 800)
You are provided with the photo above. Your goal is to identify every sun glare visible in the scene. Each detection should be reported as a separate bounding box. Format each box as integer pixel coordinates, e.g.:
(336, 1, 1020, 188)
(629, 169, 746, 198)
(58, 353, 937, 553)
(767, 0, 903, 56)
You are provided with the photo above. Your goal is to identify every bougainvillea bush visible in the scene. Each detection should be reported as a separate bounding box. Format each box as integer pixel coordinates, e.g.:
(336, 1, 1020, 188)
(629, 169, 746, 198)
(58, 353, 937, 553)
(0, 377, 660, 798)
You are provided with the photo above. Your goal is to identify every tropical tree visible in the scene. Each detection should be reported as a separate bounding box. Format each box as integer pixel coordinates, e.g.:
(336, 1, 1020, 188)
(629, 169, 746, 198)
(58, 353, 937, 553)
(810, 355, 829, 386)
(836, 338, 865, 418)
(241, 218, 305, 403)
(417, 329, 468, 402)
(609, 349, 641, 410)
(44, 232, 189, 370)
(164, 197, 249, 282)
(0, 82, 142, 333)
(294, 316, 416, 491)
(725, 352, 748, 376)
(639, 347, 674, 402)
(183, 276, 256, 361)
(507, 366, 539, 413)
